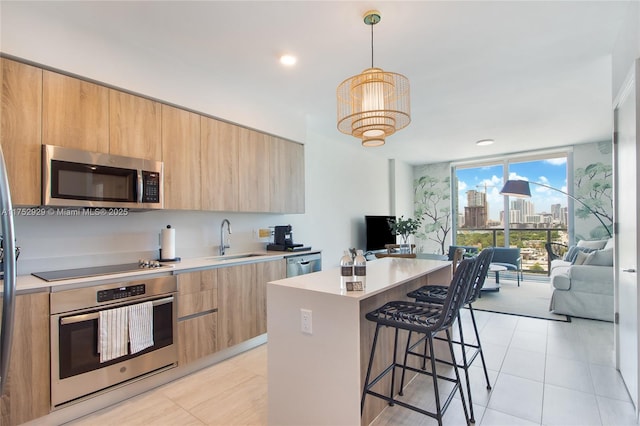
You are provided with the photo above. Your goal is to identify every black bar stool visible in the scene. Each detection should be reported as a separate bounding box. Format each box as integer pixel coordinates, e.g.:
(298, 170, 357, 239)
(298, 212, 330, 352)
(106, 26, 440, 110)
(361, 258, 476, 426)
(406, 247, 494, 423)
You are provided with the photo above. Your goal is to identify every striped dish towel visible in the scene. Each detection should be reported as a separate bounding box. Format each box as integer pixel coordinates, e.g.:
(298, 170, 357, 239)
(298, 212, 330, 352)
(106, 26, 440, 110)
(128, 301, 154, 354)
(98, 306, 129, 363)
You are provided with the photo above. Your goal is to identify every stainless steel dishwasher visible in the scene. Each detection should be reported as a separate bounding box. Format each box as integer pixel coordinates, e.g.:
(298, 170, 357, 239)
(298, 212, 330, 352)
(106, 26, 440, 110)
(286, 252, 322, 277)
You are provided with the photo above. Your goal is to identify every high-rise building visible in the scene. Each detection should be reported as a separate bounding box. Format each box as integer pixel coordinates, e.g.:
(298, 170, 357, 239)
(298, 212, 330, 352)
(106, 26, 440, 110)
(464, 190, 488, 227)
(509, 198, 535, 225)
(561, 206, 568, 226)
(465, 206, 486, 228)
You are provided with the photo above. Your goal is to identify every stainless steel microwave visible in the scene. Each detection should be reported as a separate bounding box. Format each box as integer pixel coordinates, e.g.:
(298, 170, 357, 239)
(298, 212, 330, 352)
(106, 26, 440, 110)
(42, 145, 163, 209)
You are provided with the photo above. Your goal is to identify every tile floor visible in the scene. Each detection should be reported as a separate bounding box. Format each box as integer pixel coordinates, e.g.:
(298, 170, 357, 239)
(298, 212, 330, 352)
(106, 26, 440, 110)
(65, 309, 635, 426)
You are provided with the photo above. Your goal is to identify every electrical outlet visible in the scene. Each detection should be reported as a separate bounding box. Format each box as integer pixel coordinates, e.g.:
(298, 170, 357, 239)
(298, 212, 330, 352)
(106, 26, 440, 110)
(300, 308, 312, 334)
(258, 228, 271, 238)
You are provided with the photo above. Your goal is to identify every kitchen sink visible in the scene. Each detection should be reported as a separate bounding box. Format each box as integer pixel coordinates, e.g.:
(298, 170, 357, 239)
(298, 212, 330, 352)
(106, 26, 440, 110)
(205, 253, 265, 261)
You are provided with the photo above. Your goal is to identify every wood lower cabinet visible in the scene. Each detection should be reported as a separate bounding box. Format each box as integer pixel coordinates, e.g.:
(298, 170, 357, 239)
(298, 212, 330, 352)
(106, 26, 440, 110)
(217, 263, 256, 349)
(176, 270, 218, 365)
(177, 312, 218, 366)
(43, 70, 109, 153)
(0, 292, 50, 426)
(217, 259, 285, 349)
(177, 269, 217, 318)
(255, 259, 286, 335)
(109, 90, 162, 161)
(0, 58, 42, 206)
(162, 105, 201, 210)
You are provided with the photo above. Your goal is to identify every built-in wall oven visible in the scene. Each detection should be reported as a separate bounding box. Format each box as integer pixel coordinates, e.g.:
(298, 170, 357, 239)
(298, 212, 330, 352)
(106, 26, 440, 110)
(50, 275, 177, 407)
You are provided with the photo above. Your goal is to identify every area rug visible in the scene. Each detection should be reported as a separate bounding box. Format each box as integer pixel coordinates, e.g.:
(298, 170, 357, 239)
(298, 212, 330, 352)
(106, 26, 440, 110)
(470, 278, 571, 322)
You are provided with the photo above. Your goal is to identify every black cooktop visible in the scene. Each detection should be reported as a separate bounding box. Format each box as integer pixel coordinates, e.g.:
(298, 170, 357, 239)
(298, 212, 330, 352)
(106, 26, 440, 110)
(32, 263, 171, 282)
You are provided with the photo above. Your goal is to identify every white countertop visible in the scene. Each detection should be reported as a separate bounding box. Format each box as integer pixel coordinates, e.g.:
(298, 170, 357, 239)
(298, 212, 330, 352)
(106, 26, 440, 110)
(7, 249, 321, 294)
(268, 257, 451, 301)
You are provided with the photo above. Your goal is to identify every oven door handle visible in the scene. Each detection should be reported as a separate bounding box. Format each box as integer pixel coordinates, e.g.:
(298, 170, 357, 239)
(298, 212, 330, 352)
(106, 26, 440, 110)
(60, 296, 173, 326)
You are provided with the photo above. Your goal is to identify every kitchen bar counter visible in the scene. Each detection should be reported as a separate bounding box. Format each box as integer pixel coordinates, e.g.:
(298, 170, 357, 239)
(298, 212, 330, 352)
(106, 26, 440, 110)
(267, 257, 451, 426)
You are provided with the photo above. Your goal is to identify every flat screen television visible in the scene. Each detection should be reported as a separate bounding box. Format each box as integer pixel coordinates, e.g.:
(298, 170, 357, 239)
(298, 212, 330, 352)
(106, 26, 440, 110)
(365, 215, 396, 251)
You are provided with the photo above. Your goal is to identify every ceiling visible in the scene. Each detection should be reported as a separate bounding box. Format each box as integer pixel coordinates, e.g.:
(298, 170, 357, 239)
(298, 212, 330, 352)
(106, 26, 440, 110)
(0, 1, 633, 165)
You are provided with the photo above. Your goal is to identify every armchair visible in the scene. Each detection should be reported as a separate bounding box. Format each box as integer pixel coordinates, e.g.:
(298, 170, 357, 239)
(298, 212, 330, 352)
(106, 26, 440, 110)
(490, 247, 522, 286)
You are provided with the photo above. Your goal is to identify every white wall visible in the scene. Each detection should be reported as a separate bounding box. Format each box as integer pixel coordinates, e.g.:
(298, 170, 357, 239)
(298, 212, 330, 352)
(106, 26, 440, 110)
(612, 1, 640, 100)
(389, 159, 414, 218)
(283, 129, 391, 267)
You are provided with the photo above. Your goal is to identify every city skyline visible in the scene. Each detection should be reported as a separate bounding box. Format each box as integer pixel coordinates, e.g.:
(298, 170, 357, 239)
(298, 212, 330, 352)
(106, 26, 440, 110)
(456, 157, 568, 222)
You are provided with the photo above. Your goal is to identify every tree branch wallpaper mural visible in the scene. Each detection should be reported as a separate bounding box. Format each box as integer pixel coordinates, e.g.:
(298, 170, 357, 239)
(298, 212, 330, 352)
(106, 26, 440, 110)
(413, 163, 451, 255)
(573, 142, 613, 240)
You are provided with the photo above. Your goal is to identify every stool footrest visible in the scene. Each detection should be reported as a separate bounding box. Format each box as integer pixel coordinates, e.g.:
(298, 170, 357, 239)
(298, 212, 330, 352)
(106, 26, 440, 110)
(362, 360, 462, 421)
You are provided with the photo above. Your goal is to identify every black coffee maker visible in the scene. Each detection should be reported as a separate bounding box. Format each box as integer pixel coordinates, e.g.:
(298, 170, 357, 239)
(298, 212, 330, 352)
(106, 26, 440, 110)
(267, 225, 307, 251)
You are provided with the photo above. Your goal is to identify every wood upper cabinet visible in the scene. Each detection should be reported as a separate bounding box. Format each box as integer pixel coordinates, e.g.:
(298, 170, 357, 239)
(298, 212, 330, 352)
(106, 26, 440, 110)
(161, 105, 201, 210)
(2, 58, 305, 212)
(201, 117, 239, 211)
(109, 90, 162, 161)
(43, 70, 109, 153)
(238, 127, 270, 212)
(0, 58, 42, 206)
(0, 292, 50, 426)
(269, 136, 305, 213)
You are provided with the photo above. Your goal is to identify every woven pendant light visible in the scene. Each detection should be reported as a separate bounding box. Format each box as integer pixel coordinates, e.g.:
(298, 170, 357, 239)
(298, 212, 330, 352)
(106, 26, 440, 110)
(337, 10, 411, 147)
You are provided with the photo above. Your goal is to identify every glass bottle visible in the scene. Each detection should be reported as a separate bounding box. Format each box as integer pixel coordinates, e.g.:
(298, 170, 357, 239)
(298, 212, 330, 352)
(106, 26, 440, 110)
(354, 249, 367, 288)
(340, 250, 353, 290)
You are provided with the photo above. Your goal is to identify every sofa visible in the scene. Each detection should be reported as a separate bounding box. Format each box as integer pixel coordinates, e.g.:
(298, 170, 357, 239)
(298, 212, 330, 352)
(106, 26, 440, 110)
(549, 238, 614, 321)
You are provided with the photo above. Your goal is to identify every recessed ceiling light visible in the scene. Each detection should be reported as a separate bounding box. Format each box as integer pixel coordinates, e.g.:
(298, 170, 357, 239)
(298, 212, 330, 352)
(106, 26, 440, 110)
(280, 54, 297, 66)
(476, 139, 494, 146)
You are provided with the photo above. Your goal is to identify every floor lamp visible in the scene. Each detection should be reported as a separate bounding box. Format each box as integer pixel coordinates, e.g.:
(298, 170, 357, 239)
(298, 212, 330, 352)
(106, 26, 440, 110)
(500, 179, 612, 238)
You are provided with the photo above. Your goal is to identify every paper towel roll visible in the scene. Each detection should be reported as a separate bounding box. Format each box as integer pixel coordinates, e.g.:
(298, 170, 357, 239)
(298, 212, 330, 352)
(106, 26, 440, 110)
(160, 226, 176, 260)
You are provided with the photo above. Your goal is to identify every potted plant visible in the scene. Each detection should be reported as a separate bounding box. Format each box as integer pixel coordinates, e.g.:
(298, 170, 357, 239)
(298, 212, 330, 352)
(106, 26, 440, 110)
(391, 216, 422, 253)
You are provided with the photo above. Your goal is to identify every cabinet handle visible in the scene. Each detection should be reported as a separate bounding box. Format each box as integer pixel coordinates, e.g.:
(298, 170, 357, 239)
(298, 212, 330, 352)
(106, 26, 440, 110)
(622, 268, 637, 273)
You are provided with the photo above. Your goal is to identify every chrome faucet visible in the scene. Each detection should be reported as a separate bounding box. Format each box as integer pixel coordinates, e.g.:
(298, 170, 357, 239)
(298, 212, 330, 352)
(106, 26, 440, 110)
(220, 219, 232, 256)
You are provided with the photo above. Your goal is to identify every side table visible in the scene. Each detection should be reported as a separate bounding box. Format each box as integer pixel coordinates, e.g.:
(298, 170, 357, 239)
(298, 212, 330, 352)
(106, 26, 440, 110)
(482, 263, 508, 292)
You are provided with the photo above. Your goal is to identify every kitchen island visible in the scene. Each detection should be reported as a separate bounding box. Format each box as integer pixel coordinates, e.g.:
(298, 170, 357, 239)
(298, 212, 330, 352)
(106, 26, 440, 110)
(267, 257, 451, 426)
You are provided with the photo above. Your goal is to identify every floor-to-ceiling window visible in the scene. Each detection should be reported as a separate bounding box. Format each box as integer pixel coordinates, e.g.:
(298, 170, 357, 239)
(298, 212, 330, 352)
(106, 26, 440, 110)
(454, 154, 568, 274)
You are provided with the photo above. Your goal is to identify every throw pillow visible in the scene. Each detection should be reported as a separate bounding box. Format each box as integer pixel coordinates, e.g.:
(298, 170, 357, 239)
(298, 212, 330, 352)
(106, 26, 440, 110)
(577, 239, 608, 250)
(564, 246, 579, 262)
(573, 250, 590, 265)
(564, 246, 596, 263)
(584, 248, 614, 267)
